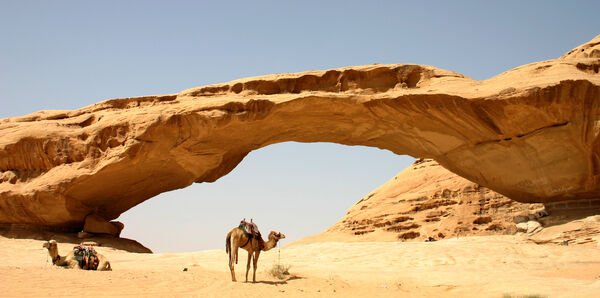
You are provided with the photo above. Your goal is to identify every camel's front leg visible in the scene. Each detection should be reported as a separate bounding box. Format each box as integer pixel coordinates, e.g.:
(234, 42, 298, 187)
(252, 250, 260, 283)
(229, 246, 238, 282)
(67, 260, 81, 269)
(245, 250, 252, 282)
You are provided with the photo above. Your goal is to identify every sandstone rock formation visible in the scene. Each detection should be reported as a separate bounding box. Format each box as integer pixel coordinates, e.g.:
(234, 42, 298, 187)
(82, 214, 124, 237)
(293, 159, 600, 246)
(295, 159, 545, 244)
(0, 35, 599, 231)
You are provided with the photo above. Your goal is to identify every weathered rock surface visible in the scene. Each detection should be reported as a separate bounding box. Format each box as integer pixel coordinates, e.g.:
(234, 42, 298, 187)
(530, 215, 600, 246)
(516, 222, 529, 233)
(1, 35, 599, 230)
(295, 159, 545, 244)
(82, 214, 124, 237)
(525, 220, 543, 235)
(293, 159, 599, 247)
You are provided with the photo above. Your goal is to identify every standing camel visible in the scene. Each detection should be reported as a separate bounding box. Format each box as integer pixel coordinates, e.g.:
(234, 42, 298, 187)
(43, 240, 112, 271)
(226, 228, 285, 282)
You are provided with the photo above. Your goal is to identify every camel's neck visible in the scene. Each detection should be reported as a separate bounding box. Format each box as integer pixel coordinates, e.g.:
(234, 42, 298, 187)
(261, 238, 279, 251)
(46, 247, 62, 265)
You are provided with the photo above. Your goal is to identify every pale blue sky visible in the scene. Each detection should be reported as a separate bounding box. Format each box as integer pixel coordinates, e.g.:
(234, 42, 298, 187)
(1, 1, 598, 252)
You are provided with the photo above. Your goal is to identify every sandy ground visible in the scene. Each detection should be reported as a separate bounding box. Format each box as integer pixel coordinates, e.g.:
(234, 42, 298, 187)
(1, 234, 599, 297)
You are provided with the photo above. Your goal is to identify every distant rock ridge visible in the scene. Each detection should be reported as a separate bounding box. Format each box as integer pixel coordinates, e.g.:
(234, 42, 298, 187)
(1, 35, 599, 231)
(296, 158, 599, 246)
(298, 159, 545, 243)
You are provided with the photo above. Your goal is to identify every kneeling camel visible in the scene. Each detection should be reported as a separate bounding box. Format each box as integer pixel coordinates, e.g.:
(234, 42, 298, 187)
(43, 240, 112, 271)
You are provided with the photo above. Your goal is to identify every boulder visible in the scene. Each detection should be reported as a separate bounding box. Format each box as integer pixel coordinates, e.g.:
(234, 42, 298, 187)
(82, 214, 124, 237)
(516, 222, 529, 233)
(513, 215, 529, 224)
(77, 231, 93, 239)
(526, 220, 543, 234)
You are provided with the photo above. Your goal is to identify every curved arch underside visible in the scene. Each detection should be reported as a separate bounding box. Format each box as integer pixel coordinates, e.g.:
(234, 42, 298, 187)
(1, 36, 600, 230)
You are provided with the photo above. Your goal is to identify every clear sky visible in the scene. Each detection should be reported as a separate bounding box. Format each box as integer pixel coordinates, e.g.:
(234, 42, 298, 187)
(1, 1, 598, 252)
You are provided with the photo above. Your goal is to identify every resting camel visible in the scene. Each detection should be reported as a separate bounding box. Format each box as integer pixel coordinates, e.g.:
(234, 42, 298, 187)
(43, 240, 112, 271)
(226, 228, 285, 282)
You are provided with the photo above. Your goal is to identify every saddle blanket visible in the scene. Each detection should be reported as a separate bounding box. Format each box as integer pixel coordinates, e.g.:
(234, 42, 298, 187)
(73, 245, 99, 270)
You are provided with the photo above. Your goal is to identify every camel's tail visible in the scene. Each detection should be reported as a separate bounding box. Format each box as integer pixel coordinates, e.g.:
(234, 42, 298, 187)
(226, 231, 238, 264)
(226, 232, 231, 256)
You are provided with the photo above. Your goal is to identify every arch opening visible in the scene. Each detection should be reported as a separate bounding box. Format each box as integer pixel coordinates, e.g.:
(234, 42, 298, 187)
(117, 142, 414, 252)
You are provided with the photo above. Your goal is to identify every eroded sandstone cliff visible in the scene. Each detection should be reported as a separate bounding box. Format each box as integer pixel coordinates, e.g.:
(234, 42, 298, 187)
(292, 159, 545, 244)
(295, 159, 600, 246)
(1, 35, 599, 231)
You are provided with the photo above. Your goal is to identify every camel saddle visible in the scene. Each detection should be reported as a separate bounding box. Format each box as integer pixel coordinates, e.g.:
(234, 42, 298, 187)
(73, 245, 99, 270)
(239, 219, 260, 237)
(238, 219, 264, 250)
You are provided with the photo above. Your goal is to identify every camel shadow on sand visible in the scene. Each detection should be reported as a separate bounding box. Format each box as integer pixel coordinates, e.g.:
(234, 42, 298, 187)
(253, 275, 304, 285)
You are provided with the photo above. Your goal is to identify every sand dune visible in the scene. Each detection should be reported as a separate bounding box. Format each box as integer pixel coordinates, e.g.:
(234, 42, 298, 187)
(2, 232, 599, 297)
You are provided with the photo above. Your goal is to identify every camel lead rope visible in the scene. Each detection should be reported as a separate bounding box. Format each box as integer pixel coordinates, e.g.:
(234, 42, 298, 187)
(277, 242, 281, 267)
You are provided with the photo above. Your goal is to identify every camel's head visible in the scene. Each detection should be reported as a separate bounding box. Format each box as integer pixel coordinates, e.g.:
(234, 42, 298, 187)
(42, 240, 57, 249)
(269, 231, 286, 240)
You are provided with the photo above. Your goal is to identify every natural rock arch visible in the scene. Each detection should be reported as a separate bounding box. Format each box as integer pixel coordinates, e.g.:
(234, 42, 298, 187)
(0, 35, 599, 231)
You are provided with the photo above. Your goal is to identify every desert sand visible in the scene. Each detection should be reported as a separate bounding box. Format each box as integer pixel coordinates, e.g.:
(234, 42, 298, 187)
(1, 227, 599, 298)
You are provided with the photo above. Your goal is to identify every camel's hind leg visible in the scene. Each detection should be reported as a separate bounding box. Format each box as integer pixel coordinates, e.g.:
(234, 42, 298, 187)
(245, 250, 252, 282)
(252, 250, 260, 283)
(229, 245, 238, 282)
(98, 260, 111, 271)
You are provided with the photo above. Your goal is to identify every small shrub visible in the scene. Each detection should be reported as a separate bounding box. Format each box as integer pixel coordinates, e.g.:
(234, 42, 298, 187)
(268, 263, 291, 280)
(503, 294, 547, 298)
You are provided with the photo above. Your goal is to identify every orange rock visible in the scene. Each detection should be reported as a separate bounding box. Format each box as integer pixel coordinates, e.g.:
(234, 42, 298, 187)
(82, 214, 124, 237)
(298, 159, 544, 244)
(0, 35, 599, 230)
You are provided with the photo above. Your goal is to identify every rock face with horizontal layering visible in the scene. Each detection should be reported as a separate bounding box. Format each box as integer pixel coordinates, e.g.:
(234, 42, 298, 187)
(295, 159, 545, 244)
(0, 35, 599, 231)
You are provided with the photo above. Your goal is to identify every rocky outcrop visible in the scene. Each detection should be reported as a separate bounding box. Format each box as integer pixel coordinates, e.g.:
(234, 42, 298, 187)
(561, 35, 600, 59)
(82, 214, 124, 237)
(530, 215, 600, 246)
(1, 35, 599, 231)
(297, 159, 546, 243)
